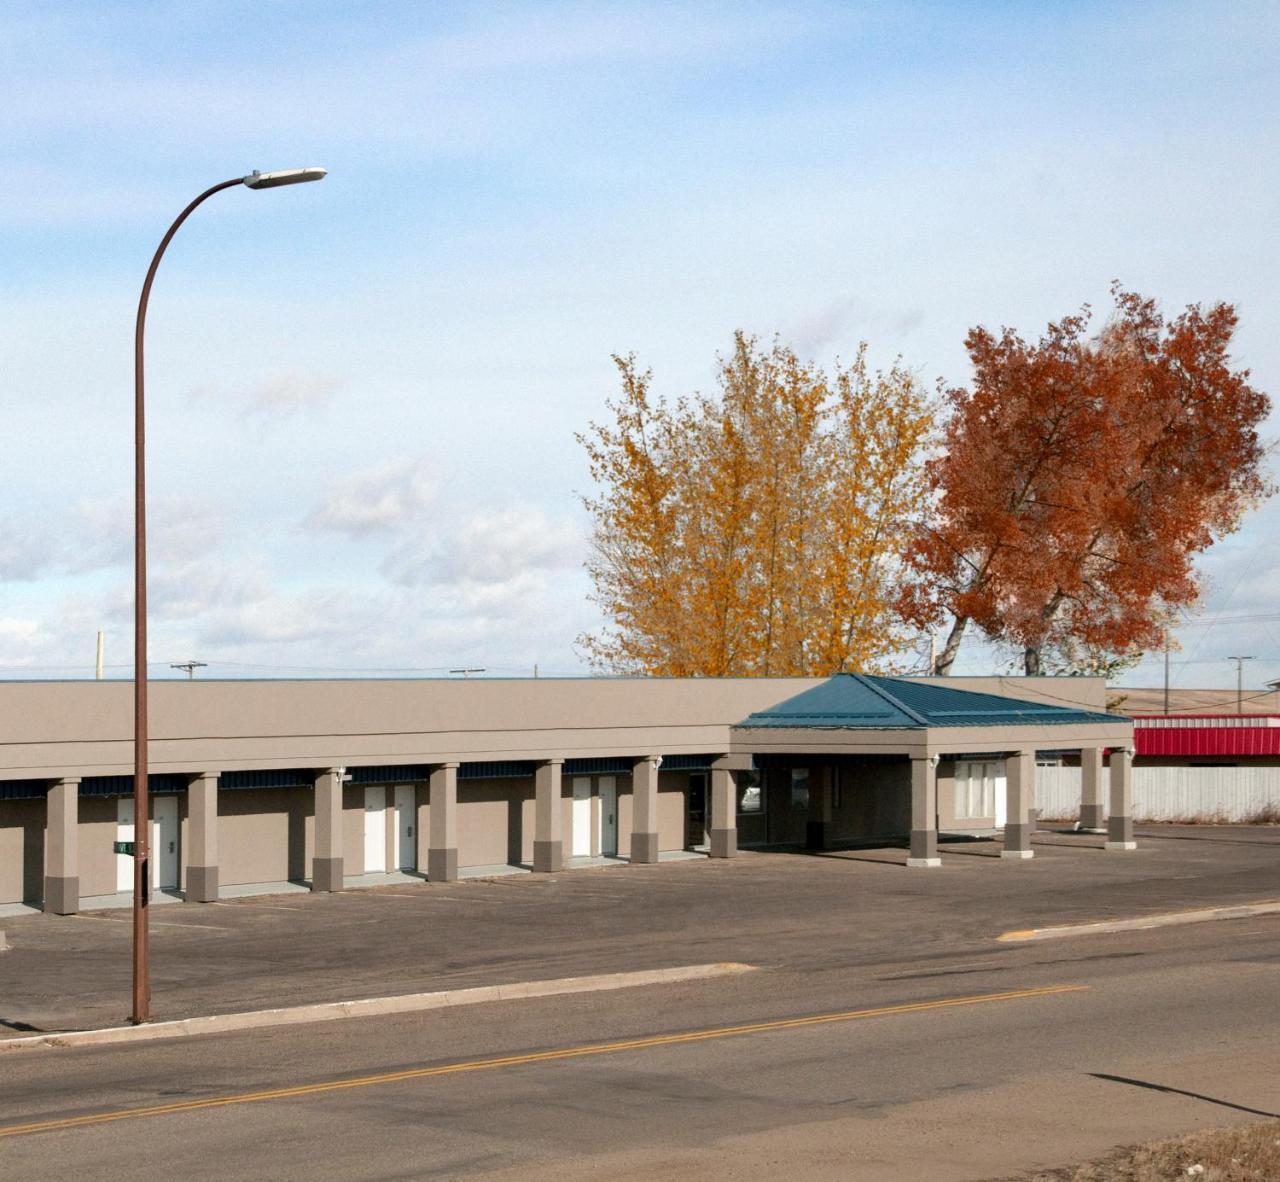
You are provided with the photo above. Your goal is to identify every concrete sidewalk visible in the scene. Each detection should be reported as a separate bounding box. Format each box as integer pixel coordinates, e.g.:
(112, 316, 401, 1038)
(2, 824, 1277, 1038)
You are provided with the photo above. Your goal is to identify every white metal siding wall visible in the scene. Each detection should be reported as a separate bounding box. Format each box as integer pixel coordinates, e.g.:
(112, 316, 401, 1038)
(1035, 767, 1082, 819)
(1035, 764, 1280, 822)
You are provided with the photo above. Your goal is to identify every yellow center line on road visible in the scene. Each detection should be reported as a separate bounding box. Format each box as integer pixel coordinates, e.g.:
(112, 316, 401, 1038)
(0, 983, 1087, 1140)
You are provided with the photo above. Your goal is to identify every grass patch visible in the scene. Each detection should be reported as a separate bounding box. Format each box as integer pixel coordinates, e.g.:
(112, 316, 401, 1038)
(1015, 1118, 1280, 1180)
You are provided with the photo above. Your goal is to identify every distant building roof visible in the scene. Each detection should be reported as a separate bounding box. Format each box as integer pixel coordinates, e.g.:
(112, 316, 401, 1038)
(1133, 714, 1280, 757)
(1113, 686, 1280, 716)
(738, 673, 1122, 730)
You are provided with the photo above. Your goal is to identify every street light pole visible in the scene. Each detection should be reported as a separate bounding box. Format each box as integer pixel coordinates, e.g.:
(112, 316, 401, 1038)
(131, 168, 325, 1025)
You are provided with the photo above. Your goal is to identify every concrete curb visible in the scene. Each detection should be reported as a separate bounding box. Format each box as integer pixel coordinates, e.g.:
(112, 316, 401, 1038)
(997, 899, 1280, 943)
(0, 962, 757, 1054)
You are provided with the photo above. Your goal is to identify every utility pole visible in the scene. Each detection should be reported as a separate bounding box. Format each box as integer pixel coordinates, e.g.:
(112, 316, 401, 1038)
(449, 668, 485, 678)
(170, 661, 207, 680)
(1227, 655, 1254, 714)
(95, 631, 105, 681)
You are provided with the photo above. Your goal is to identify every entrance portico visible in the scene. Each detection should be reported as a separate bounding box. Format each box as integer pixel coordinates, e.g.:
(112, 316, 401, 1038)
(732, 674, 1133, 865)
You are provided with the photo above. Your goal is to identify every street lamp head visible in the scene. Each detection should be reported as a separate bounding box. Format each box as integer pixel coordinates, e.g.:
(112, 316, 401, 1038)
(242, 167, 327, 190)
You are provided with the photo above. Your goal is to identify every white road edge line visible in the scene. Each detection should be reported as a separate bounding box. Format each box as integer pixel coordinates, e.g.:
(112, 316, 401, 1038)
(0, 962, 758, 1054)
(997, 899, 1280, 942)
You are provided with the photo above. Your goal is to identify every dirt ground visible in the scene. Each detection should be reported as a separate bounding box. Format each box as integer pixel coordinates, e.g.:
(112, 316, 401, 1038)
(1015, 1119, 1280, 1181)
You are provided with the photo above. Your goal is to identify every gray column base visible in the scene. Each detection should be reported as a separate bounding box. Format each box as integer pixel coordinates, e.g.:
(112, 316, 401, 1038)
(1001, 849, 1034, 860)
(1105, 840, 1138, 851)
(186, 865, 219, 903)
(1079, 803, 1105, 830)
(428, 847, 459, 882)
(311, 857, 344, 893)
(909, 828, 937, 861)
(533, 840, 562, 873)
(630, 832, 659, 864)
(906, 857, 941, 868)
(1003, 822, 1033, 855)
(1108, 816, 1134, 845)
(709, 828, 737, 858)
(42, 875, 79, 915)
(805, 820, 830, 851)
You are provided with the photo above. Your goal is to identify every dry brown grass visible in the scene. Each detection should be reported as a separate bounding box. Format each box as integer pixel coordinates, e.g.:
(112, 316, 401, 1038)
(1014, 1119, 1280, 1180)
(1037, 810, 1280, 827)
(1243, 802, 1280, 825)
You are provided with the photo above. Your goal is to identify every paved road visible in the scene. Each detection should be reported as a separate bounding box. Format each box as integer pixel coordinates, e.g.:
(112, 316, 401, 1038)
(1, 904, 1277, 1178)
(3, 824, 1278, 1034)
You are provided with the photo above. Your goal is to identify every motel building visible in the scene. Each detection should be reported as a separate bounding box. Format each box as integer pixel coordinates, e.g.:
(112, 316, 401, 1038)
(0, 673, 1134, 916)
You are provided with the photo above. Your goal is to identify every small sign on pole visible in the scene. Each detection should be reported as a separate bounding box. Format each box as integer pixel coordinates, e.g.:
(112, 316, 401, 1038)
(113, 840, 136, 856)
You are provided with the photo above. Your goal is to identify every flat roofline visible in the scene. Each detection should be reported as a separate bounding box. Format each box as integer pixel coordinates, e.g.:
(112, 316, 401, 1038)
(0, 672, 1097, 686)
(0, 674, 826, 686)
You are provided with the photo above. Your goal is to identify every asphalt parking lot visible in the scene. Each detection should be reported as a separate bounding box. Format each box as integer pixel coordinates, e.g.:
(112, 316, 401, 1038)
(2, 824, 1277, 1036)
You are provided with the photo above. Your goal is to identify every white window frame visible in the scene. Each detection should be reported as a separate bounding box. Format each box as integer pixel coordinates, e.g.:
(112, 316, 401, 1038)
(954, 759, 1004, 821)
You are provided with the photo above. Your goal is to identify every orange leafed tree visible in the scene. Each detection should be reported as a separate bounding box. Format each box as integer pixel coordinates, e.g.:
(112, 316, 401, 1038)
(578, 332, 934, 676)
(903, 286, 1273, 676)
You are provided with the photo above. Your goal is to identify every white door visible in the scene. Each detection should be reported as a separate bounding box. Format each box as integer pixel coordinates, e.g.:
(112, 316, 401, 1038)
(393, 784, 416, 870)
(364, 785, 387, 874)
(599, 776, 618, 856)
(117, 797, 179, 891)
(154, 796, 179, 889)
(571, 777, 592, 857)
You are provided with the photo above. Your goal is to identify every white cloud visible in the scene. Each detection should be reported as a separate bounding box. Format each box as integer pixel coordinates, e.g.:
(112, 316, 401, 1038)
(64, 494, 230, 573)
(386, 506, 582, 588)
(241, 370, 343, 418)
(788, 297, 927, 357)
(187, 369, 343, 421)
(0, 531, 56, 582)
(306, 458, 438, 537)
(0, 617, 41, 649)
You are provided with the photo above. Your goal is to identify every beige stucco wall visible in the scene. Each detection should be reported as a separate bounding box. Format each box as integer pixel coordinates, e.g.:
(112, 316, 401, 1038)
(912, 676, 1107, 712)
(0, 798, 43, 904)
(658, 772, 688, 851)
(0, 677, 830, 780)
(458, 779, 531, 868)
(218, 787, 313, 886)
(80, 794, 123, 898)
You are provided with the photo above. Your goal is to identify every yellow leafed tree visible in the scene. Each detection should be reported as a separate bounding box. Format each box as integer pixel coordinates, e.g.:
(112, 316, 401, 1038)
(578, 333, 934, 676)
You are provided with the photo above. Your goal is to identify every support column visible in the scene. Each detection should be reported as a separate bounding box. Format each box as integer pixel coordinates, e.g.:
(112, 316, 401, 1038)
(908, 756, 940, 867)
(1106, 746, 1136, 850)
(1002, 750, 1035, 859)
(533, 758, 564, 872)
(428, 762, 459, 881)
(312, 767, 344, 892)
(630, 755, 661, 864)
(415, 780, 430, 872)
(1079, 747, 1106, 832)
(806, 765, 833, 851)
(709, 756, 737, 859)
(43, 777, 80, 914)
(186, 771, 220, 902)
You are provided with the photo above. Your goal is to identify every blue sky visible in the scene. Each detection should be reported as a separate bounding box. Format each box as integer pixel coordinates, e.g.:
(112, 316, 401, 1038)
(2, 1, 1277, 688)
